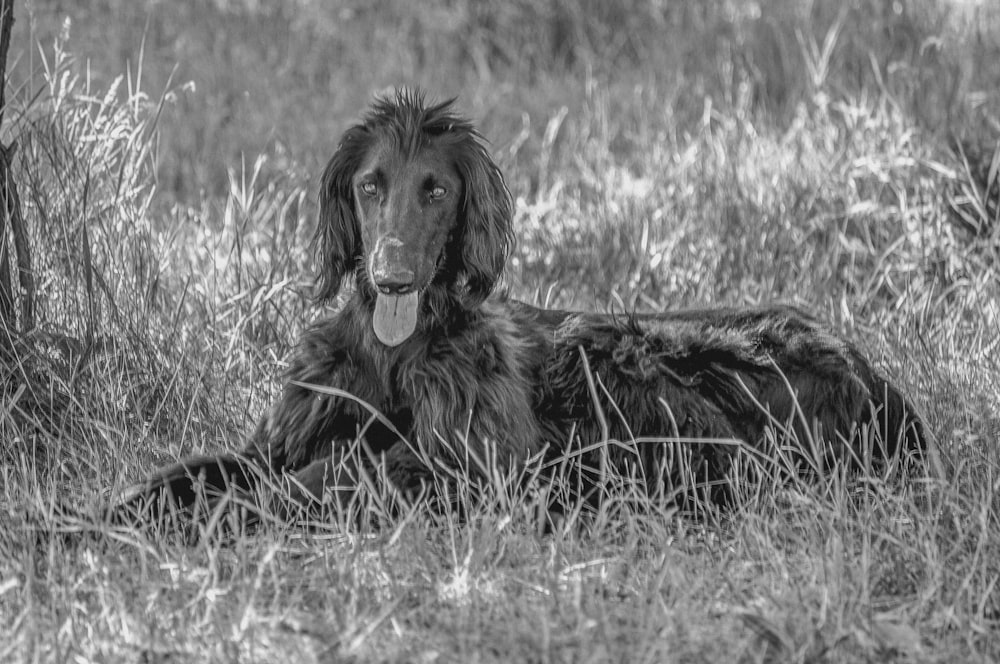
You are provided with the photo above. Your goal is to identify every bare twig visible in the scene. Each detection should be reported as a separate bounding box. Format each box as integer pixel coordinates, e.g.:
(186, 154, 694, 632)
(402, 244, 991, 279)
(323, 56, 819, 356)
(0, 0, 35, 332)
(0, 0, 12, 130)
(0, 0, 12, 329)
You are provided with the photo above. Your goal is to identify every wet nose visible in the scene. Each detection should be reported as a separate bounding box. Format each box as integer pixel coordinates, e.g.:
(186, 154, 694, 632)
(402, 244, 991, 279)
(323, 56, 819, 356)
(372, 267, 415, 294)
(370, 238, 415, 294)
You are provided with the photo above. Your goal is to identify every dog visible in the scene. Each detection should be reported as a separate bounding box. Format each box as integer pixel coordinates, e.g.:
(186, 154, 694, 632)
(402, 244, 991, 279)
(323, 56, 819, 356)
(119, 89, 931, 520)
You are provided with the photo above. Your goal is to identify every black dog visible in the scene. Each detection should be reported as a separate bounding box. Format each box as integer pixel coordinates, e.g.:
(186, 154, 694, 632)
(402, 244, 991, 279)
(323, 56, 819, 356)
(120, 90, 931, 518)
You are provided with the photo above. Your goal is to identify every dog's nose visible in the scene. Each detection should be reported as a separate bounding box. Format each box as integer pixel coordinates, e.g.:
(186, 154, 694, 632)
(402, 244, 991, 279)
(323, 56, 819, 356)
(370, 237, 416, 294)
(371, 266, 415, 295)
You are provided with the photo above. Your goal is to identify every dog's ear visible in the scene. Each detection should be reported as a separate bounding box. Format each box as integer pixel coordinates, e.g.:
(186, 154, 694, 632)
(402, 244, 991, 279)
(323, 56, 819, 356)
(314, 127, 370, 301)
(452, 140, 514, 304)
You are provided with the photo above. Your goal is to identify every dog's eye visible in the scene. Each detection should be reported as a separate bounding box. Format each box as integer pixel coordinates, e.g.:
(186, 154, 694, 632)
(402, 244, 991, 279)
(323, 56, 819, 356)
(430, 186, 447, 199)
(360, 182, 377, 196)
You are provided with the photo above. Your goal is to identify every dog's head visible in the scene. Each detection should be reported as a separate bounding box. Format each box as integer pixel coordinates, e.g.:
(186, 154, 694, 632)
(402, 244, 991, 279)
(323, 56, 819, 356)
(316, 89, 513, 345)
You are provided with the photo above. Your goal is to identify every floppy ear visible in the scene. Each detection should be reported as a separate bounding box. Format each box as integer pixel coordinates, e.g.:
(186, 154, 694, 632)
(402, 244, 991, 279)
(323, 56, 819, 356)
(314, 128, 369, 302)
(451, 140, 515, 304)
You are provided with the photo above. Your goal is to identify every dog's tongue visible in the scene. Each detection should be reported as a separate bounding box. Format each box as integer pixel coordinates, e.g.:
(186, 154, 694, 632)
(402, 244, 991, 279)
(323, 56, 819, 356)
(373, 292, 419, 346)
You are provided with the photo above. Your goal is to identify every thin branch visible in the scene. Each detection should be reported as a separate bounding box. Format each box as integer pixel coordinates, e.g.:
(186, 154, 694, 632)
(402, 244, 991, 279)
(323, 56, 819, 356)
(0, 1, 33, 331)
(0, 0, 12, 129)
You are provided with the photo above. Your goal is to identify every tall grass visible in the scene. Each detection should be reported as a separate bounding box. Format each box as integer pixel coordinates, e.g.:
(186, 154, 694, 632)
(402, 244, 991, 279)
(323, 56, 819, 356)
(0, 0, 998, 661)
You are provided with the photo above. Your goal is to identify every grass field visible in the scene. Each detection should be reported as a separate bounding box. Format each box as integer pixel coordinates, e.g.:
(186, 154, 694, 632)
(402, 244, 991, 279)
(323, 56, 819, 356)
(1, 0, 999, 661)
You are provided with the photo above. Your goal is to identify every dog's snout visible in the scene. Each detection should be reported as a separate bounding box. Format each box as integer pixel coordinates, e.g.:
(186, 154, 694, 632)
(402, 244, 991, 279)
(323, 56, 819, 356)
(370, 237, 416, 294)
(372, 267, 415, 294)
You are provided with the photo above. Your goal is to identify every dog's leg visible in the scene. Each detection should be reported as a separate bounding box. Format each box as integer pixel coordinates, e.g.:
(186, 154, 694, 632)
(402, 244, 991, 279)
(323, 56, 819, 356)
(113, 453, 263, 524)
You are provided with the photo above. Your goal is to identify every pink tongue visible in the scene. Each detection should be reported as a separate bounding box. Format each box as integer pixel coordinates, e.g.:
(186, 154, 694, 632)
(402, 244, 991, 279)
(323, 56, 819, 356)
(373, 292, 419, 346)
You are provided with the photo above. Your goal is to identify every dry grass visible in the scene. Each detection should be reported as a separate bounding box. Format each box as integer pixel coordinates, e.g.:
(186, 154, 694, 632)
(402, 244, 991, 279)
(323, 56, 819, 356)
(1, 1, 999, 661)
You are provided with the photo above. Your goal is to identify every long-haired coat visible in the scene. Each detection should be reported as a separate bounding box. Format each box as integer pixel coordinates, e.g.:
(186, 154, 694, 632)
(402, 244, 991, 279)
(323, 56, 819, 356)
(122, 90, 931, 517)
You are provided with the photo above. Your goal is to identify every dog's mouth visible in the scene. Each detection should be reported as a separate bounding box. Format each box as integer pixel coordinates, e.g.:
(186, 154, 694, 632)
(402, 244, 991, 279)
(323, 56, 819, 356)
(368, 244, 448, 347)
(372, 290, 420, 347)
